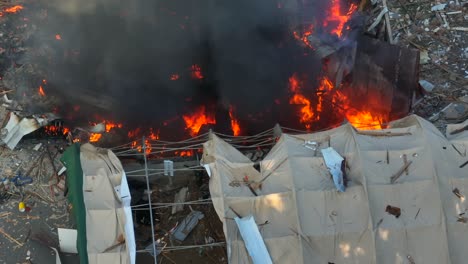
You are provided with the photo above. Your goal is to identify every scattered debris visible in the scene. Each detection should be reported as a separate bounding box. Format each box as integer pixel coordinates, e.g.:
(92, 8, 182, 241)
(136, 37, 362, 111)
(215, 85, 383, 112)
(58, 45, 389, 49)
(385, 205, 401, 218)
(164, 160, 174, 176)
(172, 210, 204, 241)
(431, 4, 447, 12)
(58, 228, 78, 253)
(441, 101, 468, 121)
(415, 208, 421, 219)
(453, 188, 465, 200)
(33, 143, 42, 151)
(1, 112, 58, 149)
(419, 80, 435, 93)
(457, 216, 467, 223)
(390, 160, 413, 184)
(0, 227, 24, 247)
(172, 187, 188, 214)
(460, 160, 468, 168)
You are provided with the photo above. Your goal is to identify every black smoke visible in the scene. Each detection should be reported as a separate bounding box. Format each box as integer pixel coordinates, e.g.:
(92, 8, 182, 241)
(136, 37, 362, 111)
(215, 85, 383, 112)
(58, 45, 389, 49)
(24, 0, 358, 135)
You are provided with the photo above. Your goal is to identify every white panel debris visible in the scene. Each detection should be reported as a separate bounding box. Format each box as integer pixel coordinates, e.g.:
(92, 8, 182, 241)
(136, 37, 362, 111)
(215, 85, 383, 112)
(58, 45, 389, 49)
(321, 147, 346, 192)
(1, 112, 57, 149)
(164, 160, 174, 176)
(235, 215, 273, 264)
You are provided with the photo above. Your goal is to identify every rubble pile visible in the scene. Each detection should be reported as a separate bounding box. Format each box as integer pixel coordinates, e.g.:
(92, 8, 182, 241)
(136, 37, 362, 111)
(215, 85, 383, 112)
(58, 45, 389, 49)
(368, 0, 468, 130)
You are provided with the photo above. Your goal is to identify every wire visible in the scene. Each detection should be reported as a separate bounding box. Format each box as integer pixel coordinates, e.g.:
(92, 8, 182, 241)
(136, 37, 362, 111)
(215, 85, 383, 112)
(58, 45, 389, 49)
(135, 242, 226, 253)
(131, 198, 212, 208)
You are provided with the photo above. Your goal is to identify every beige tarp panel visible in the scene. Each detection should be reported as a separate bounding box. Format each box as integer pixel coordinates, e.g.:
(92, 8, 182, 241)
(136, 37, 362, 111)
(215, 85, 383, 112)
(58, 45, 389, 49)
(202, 115, 468, 264)
(80, 144, 133, 264)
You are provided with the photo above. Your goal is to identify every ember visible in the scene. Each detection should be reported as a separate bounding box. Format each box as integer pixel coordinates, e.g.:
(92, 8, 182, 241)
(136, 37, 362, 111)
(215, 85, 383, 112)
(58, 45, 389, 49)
(170, 74, 179, 81)
(44, 125, 69, 136)
(176, 150, 194, 157)
(182, 106, 216, 136)
(293, 25, 314, 49)
(191, 64, 203, 80)
(38, 85, 46, 96)
(127, 128, 141, 138)
(55, 34, 62, 40)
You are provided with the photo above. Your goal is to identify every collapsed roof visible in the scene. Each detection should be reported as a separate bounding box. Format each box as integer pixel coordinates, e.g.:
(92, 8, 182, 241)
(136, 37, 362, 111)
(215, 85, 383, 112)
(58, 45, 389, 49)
(202, 115, 468, 263)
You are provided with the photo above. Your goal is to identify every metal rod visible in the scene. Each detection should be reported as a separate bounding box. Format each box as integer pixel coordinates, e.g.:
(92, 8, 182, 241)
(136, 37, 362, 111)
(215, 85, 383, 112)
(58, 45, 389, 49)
(142, 136, 157, 263)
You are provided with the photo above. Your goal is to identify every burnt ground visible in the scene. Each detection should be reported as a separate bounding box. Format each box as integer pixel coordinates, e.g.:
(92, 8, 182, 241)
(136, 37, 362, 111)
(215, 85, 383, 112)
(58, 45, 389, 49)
(0, 0, 467, 263)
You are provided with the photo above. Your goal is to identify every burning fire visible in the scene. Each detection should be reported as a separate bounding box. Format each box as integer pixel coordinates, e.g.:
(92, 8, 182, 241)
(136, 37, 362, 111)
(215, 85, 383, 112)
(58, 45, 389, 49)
(89, 133, 102, 143)
(182, 106, 216, 136)
(105, 121, 123, 132)
(38, 85, 46, 96)
(288, 74, 314, 129)
(323, 0, 357, 38)
(148, 128, 159, 140)
(55, 34, 62, 40)
(131, 140, 151, 154)
(288, 72, 384, 130)
(191, 64, 203, 79)
(229, 106, 241, 136)
(3, 5, 23, 14)
(345, 110, 383, 129)
(44, 125, 70, 136)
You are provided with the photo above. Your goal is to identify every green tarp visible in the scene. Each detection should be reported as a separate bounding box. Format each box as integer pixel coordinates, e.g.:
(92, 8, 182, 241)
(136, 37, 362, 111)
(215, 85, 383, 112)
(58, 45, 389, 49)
(60, 143, 88, 264)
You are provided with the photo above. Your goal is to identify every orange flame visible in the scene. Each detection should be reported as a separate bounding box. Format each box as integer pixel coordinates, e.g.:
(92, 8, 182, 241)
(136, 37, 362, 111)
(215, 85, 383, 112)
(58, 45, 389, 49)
(131, 139, 151, 154)
(288, 72, 385, 130)
(4, 5, 23, 13)
(191, 64, 203, 79)
(346, 110, 383, 129)
(229, 106, 241, 136)
(176, 150, 194, 157)
(105, 121, 123, 132)
(148, 128, 159, 140)
(324, 0, 357, 38)
(55, 34, 62, 40)
(89, 133, 102, 142)
(182, 106, 216, 136)
(144, 139, 151, 154)
(316, 76, 334, 115)
(38, 86, 46, 96)
(288, 74, 314, 129)
(45, 125, 66, 135)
